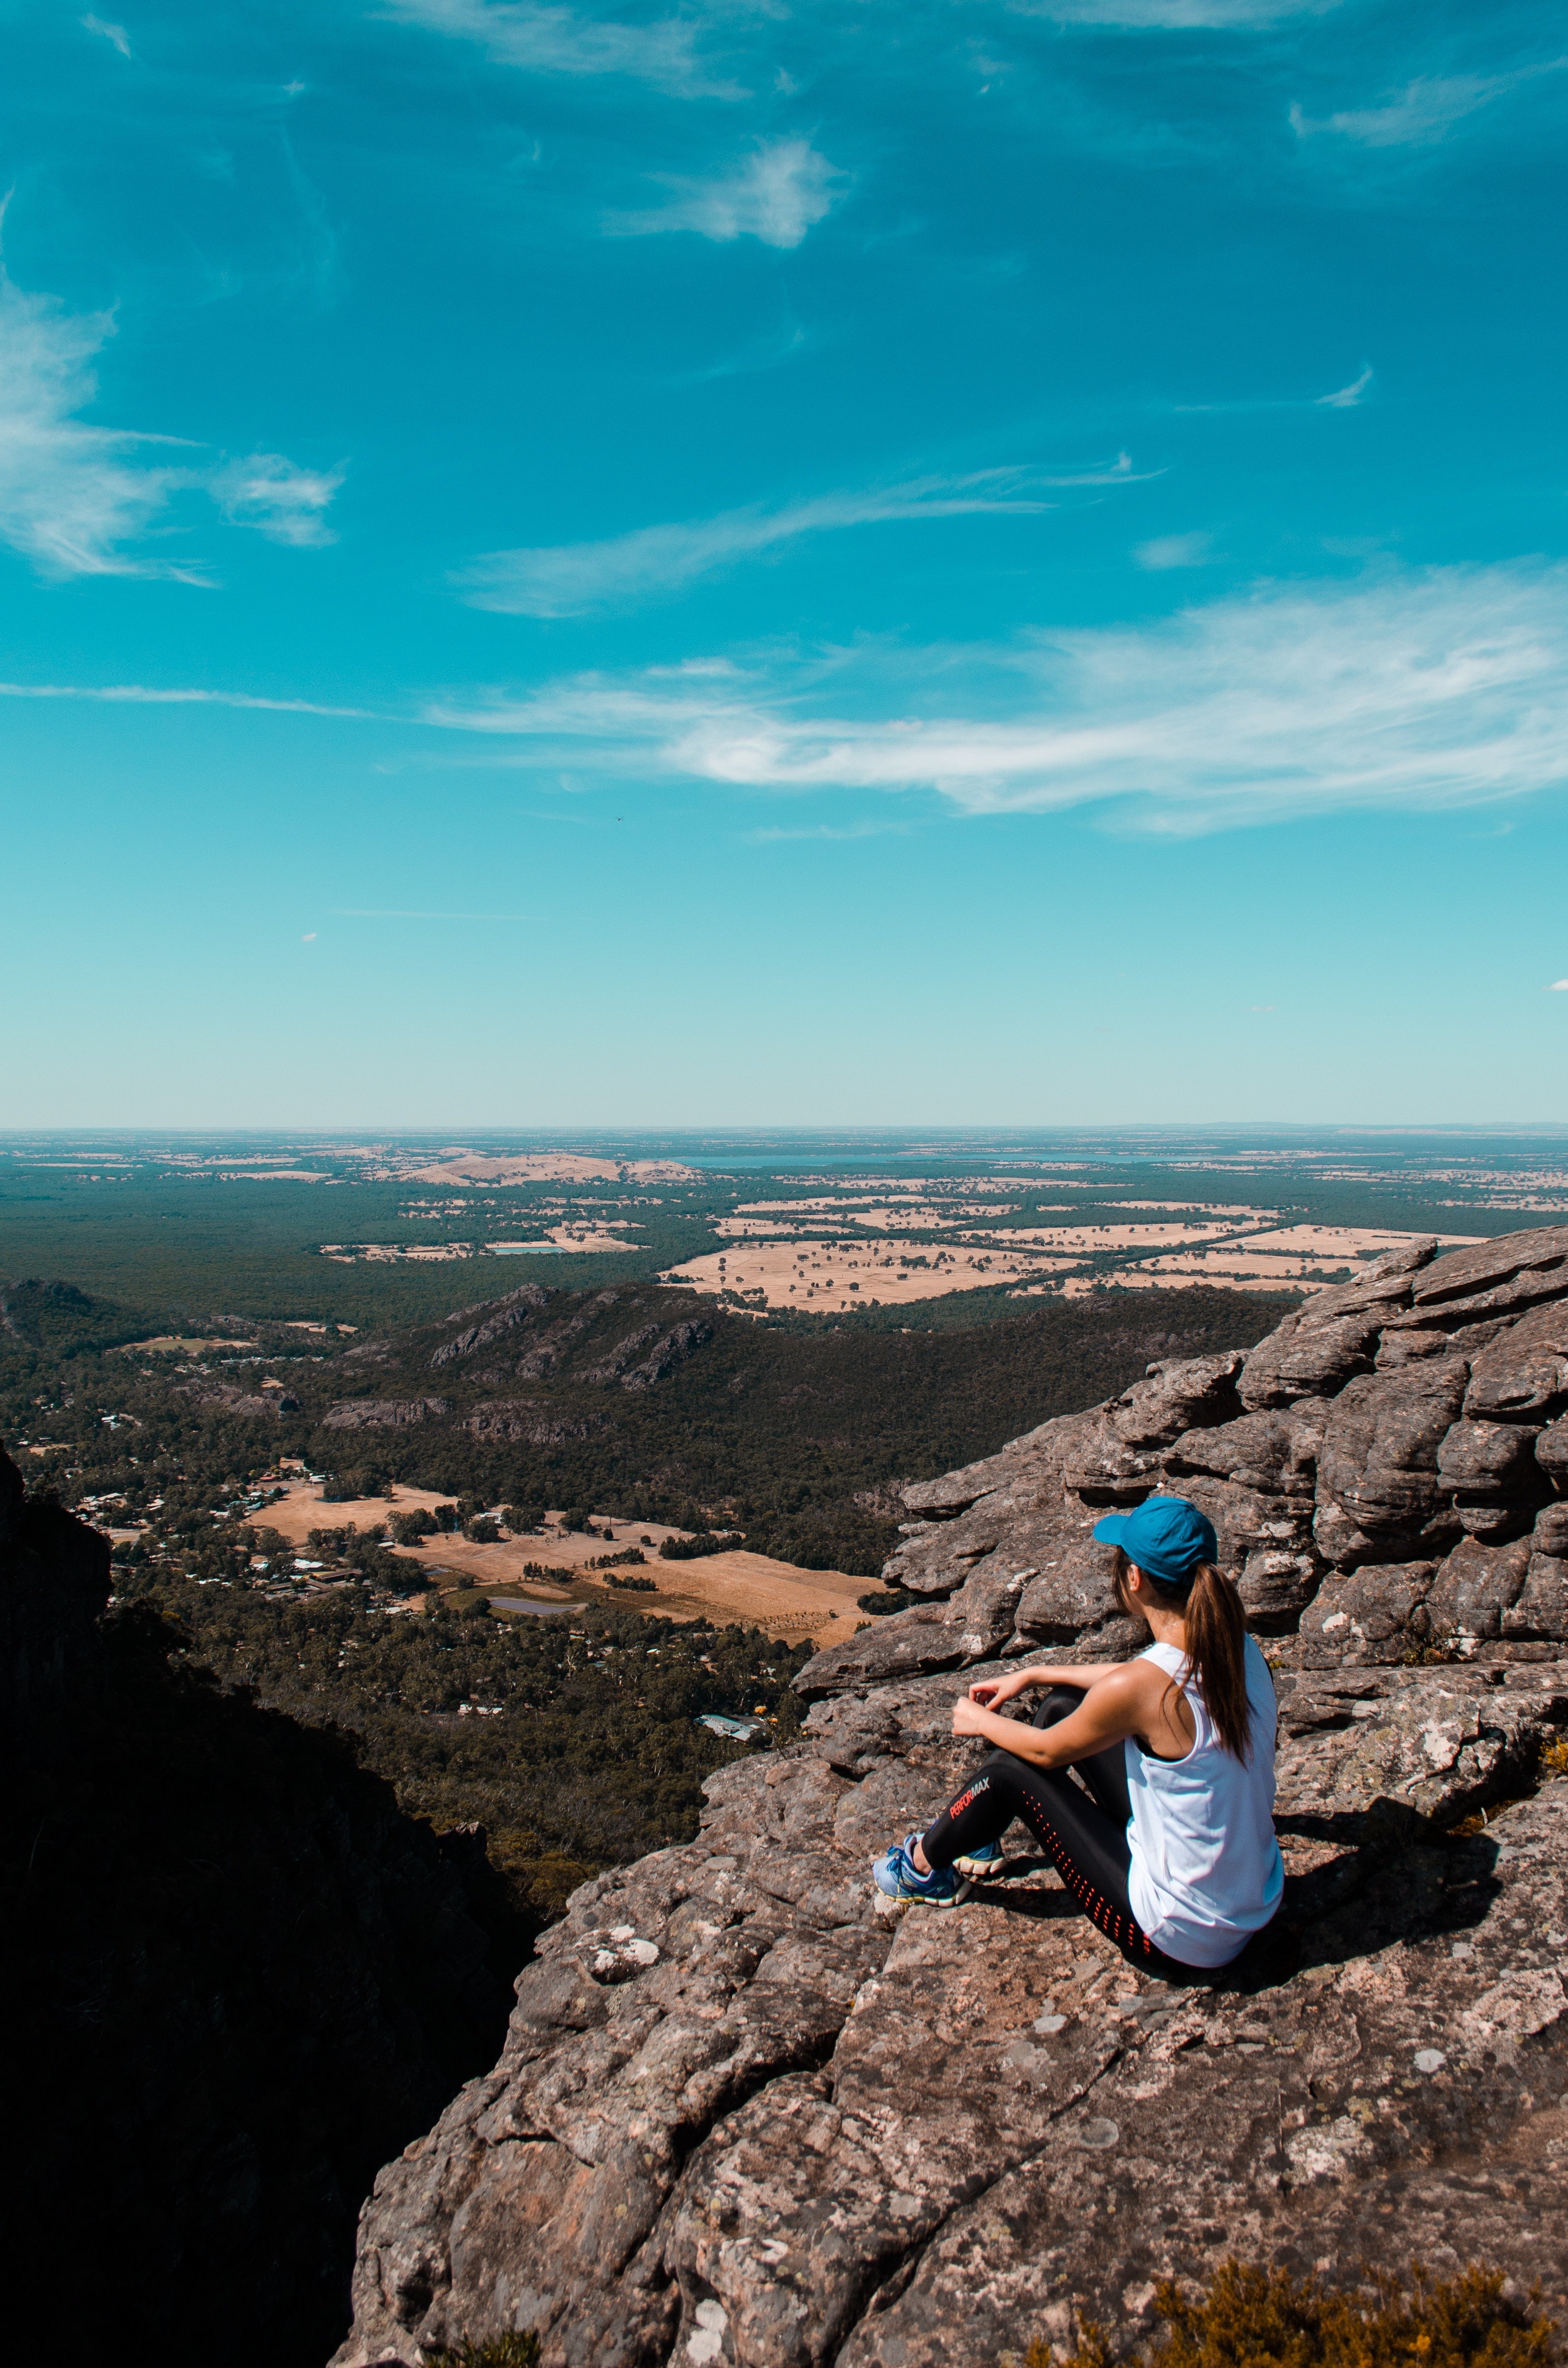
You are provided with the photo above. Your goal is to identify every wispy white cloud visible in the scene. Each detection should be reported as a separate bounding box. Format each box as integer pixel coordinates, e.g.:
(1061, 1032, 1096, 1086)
(458, 457, 1153, 615)
(211, 452, 343, 547)
(0, 682, 376, 717)
(744, 820, 909, 843)
(1291, 60, 1568, 149)
(1009, 0, 1342, 23)
(329, 907, 531, 919)
(1550, 980, 1568, 992)
(608, 139, 845, 249)
(428, 563, 1568, 835)
(1135, 530, 1212, 570)
(81, 13, 131, 56)
(668, 320, 810, 388)
(1318, 364, 1373, 409)
(0, 269, 194, 579)
(1175, 364, 1376, 416)
(379, 0, 742, 99)
(0, 265, 342, 579)
(15, 567, 1565, 839)
(24, 558, 1565, 841)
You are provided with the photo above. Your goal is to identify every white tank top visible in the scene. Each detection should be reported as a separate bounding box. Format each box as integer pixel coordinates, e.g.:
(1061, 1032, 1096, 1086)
(1124, 1635, 1284, 1968)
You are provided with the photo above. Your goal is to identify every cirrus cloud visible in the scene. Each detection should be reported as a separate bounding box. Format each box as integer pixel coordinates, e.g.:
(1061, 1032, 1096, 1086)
(607, 138, 846, 248)
(1134, 530, 1213, 570)
(1291, 59, 1568, 149)
(211, 452, 343, 548)
(458, 457, 1151, 615)
(14, 567, 1564, 842)
(1013, 0, 1341, 20)
(427, 562, 1568, 835)
(81, 13, 132, 57)
(379, 0, 744, 99)
(0, 264, 341, 579)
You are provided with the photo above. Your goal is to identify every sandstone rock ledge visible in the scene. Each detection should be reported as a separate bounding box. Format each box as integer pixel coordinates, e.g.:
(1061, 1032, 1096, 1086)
(334, 1231, 1568, 2368)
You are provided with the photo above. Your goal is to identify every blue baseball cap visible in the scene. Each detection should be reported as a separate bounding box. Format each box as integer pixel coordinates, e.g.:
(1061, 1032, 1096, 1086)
(1092, 1495, 1218, 1589)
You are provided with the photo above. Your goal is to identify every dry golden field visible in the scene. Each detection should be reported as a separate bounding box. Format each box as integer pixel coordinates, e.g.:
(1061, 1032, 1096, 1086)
(244, 1481, 866, 1644)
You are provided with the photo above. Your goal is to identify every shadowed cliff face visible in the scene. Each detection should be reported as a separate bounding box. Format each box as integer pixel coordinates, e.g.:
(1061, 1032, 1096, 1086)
(0, 1448, 521, 2368)
(0, 1445, 111, 1762)
(333, 1231, 1568, 2368)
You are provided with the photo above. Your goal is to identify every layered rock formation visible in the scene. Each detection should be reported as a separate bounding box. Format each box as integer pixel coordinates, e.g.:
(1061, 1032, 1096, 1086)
(333, 1232, 1568, 2368)
(805, 1229, 1568, 1694)
(324, 1397, 455, 1430)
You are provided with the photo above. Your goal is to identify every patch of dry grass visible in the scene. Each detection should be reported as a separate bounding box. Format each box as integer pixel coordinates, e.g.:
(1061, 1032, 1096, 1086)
(1034, 2261, 1556, 2368)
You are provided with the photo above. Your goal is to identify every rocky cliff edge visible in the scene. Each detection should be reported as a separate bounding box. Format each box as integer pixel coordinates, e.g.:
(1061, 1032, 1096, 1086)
(334, 1230, 1568, 2368)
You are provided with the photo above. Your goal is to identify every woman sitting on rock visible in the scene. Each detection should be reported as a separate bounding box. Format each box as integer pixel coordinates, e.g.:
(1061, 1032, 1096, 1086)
(872, 1495, 1284, 1970)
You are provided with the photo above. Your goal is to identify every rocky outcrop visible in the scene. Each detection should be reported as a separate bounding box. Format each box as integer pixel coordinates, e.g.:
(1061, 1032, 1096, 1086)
(177, 1379, 285, 1418)
(431, 1285, 652, 1379)
(333, 1230, 1568, 2368)
(430, 1284, 553, 1367)
(577, 1318, 717, 1392)
(806, 1230, 1568, 1697)
(617, 1319, 714, 1392)
(324, 1398, 453, 1430)
(578, 1321, 666, 1384)
(464, 1399, 608, 1446)
(333, 1660, 1568, 2368)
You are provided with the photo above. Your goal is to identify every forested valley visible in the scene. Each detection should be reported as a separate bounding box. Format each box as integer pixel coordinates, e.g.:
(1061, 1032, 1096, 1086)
(2, 1270, 1295, 1920)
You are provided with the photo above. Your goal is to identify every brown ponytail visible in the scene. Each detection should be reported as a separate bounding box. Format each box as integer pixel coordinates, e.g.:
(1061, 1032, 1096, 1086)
(1112, 1550, 1254, 1761)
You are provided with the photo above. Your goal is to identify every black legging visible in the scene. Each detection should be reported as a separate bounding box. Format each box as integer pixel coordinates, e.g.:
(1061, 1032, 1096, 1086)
(921, 1685, 1172, 1966)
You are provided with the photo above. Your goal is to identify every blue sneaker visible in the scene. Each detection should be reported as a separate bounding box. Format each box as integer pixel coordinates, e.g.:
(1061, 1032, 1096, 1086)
(872, 1833, 965, 1908)
(952, 1840, 1008, 1880)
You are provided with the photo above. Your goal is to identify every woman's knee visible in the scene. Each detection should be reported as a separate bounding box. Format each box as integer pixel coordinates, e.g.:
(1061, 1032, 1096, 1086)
(1030, 1684, 1086, 1731)
(966, 1746, 1034, 1801)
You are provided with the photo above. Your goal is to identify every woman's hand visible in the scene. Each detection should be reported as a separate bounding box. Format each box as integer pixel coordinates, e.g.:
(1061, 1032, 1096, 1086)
(967, 1670, 1033, 1711)
(952, 1693, 995, 1739)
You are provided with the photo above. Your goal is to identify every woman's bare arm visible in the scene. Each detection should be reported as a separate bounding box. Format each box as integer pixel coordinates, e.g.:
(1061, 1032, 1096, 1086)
(953, 1661, 1179, 1768)
(966, 1661, 1126, 1710)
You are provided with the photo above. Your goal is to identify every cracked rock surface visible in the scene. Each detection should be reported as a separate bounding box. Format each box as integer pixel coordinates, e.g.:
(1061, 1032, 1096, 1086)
(334, 1230, 1568, 2368)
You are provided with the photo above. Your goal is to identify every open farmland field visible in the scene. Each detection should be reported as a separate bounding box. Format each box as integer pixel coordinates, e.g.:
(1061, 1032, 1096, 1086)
(2, 1126, 1561, 1333)
(246, 1479, 865, 1643)
(665, 1236, 1080, 1309)
(664, 1206, 1485, 1314)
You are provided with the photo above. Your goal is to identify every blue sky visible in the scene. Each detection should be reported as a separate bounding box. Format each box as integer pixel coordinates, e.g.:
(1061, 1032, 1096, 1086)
(2, 0, 1566, 1126)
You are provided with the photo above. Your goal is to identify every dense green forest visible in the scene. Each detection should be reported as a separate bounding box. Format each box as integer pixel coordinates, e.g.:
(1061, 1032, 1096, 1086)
(0, 1173, 703, 1323)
